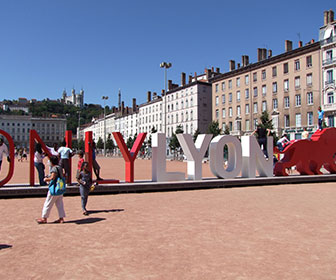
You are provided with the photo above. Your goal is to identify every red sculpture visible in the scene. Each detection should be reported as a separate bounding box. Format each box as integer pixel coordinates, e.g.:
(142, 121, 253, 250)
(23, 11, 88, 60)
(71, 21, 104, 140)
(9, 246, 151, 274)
(274, 128, 336, 176)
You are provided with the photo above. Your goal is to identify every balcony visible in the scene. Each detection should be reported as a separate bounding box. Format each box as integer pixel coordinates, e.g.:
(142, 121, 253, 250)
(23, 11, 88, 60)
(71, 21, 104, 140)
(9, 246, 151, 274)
(320, 35, 336, 46)
(322, 57, 336, 66)
(323, 103, 336, 112)
(325, 80, 335, 87)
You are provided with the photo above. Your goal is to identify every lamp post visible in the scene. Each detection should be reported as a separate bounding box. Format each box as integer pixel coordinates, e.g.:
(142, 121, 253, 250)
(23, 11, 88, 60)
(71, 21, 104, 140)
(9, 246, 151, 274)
(160, 62, 172, 136)
(102, 96, 109, 156)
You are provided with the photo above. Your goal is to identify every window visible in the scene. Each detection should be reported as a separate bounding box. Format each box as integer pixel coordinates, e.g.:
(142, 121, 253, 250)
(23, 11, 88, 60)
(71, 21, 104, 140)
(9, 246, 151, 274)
(216, 110, 219, 119)
(273, 99, 278, 110)
(284, 115, 290, 127)
(294, 59, 300, 71)
(295, 76, 300, 89)
(326, 50, 333, 62)
(237, 105, 241, 116)
(245, 104, 249, 114)
(284, 79, 289, 91)
(229, 93, 232, 102)
(262, 101, 267, 112)
(272, 66, 277, 77)
(222, 122, 226, 131)
(326, 70, 334, 84)
(190, 98, 193, 107)
(229, 122, 233, 131)
(228, 80, 232, 89)
(307, 92, 313, 105)
(176, 102, 178, 110)
(262, 85, 266, 96)
(186, 99, 189, 108)
(215, 96, 219, 106)
(229, 107, 233, 117)
(328, 92, 334, 104)
(236, 91, 241, 101)
(253, 87, 258, 97)
(222, 108, 226, 118)
(283, 63, 288, 74)
(215, 84, 219, 92)
(245, 75, 249, 85)
(245, 89, 249, 99)
(262, 70, 266, 80)
(307, 112, 313, 126)
(246, 119, 250, 131)
(306, 55, 312, 67)
(253, 119, 258, 129)
(236, 77, 240, 87)
(253, 102, 258, 113)
(190, 110, 193, 120)
(253, 72, 257, 82)
(222, 82, 226, 91)
(176, 114, 178, 123)
(272, 82, 277, 93)
(181, 100, 184, 109)
(284, 96, 290, 108)
(222, 94, 225, 104)
(295, 94, 301, 106)
(295, 114, 301, 127)
(306, 74, 312, 86)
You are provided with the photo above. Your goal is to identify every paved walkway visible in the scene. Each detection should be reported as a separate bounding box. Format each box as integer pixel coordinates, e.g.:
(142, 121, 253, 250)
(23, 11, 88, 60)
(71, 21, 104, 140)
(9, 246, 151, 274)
(1, 182, 336, 279)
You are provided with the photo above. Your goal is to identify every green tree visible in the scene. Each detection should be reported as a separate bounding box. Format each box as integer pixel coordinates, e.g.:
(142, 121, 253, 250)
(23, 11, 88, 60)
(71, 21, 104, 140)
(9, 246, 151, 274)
(96, 137, 104, 149)
(169, 125, 184, 159)
(147, 126, 157, 148)
(106, 134, 115, 152)
(192, 128, 200, 142)
(207, 121, 221, 137)
(224, 124, 230, 135)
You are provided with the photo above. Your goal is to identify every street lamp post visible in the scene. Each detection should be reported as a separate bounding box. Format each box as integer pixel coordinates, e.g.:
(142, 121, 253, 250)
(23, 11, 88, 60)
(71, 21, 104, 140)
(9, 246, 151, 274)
(102, 96, 109, 156)
(160, 62, 172, 136)
(77, 111, 81, 140)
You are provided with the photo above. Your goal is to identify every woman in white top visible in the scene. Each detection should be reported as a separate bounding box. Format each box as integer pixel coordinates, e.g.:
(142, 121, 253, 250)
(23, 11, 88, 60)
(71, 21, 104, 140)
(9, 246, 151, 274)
(34, 143, 46, 186)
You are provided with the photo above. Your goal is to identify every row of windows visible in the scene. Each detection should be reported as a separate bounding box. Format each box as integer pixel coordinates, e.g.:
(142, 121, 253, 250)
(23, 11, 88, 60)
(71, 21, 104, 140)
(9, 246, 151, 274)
(167, 110, 194, 124)
(215, 93, 314, 119)
(221, 111, 314, 133)
(167, 98, 194, 112)
(167, 123, 194, 137)
(215, 56, 313, 93)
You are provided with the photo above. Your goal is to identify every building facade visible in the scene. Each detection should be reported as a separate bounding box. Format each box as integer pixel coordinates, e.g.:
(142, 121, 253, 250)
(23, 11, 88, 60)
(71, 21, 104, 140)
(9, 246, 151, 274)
(320, 9, 336, 127)
(211, 40, 321, 140)
(0, 115, 67, 148)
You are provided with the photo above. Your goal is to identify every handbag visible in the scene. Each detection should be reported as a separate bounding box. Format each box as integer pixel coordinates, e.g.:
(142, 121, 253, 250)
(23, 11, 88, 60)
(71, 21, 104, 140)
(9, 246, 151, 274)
(49, 166, 66, 196)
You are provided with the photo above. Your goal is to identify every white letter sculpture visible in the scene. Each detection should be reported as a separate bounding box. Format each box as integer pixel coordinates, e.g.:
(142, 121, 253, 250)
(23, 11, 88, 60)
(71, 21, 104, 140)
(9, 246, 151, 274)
(177, 134, 212, 180)
(209, 135, 242, 179)
(241, 136, 273, 178)
(152, 133, 185, 182)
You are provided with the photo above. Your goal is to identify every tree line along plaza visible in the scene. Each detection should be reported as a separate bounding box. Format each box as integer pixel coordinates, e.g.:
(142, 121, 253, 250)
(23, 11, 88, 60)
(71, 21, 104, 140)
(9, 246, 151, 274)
(0, 10, 335, 152)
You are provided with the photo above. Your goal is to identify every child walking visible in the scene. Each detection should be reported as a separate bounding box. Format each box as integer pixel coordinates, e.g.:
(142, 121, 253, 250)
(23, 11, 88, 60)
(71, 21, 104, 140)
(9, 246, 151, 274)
(77, 162, 92, 215)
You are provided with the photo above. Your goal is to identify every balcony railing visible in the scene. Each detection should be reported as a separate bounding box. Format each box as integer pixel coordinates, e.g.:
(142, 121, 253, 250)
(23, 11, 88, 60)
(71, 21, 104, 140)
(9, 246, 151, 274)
(323, 103, 336, 111)
(320, 35, 336, 46)
(322, 57, 336, 66)
(325, 80, 335, 87)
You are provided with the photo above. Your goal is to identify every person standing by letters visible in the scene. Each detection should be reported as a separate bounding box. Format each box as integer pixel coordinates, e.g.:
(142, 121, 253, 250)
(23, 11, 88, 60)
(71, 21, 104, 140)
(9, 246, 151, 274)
(318, 106, 325, 131)
(0, 138, 10, 173)
(57, 141, 73, 183)
(252, 123, 271, 158)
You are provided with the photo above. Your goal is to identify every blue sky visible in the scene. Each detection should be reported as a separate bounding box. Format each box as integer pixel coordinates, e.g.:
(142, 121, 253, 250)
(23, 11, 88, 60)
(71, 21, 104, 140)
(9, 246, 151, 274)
(0, 0, 334, 107)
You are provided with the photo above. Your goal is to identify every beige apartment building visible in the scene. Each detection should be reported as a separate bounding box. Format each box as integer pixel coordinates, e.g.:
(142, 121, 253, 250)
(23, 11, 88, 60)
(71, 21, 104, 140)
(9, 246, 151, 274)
(211, 41, 321, 139)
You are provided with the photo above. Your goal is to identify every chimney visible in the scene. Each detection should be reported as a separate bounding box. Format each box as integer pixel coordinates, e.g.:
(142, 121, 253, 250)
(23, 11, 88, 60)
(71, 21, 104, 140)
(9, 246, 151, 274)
(205, 68, 211, 79)
(298, 41, 303, 47)
(257, 48, 263, 61)
(181, 72, 186, 86)
(285, 40, 293, 52)
(188, 75, 192, 83)
(262, 48, 267, 60)
(112, 106, 116, 113)
(268, 49, 272, 58)
(211, 67, 214, 72)
(324, 10, 329, 25)
(161, 89, 165, 96)
(229, 60, 235, 71)
(242, 55, 249, 66)
(168, 80, 173, 90)
(311, 39, 315, 43)
(216, 67, 220, 73)
(132, 98, 136, 111)
(329, 9, 334, 23)
(126, 107, 129, 114)
(194, 72, 197, 80)
(153, 92, 157, 99)
(237, 63, 241, 68)
(147, 91, 151, 103)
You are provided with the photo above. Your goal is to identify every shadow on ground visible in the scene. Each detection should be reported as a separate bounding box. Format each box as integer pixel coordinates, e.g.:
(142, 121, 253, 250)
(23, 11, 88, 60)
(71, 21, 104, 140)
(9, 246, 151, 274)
(66, 217, 106, 225)
(0, 244, 12, 250)
(87, 209, 124, 214)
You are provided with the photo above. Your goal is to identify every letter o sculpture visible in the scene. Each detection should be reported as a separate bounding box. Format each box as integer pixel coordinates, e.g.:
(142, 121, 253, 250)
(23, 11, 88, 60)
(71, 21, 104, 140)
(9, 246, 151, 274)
(209, 135, 242, 179)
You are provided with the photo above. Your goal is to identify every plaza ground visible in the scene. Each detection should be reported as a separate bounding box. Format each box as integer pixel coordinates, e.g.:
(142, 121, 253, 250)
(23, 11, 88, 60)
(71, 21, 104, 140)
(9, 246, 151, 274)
(0, 157, 335, 279)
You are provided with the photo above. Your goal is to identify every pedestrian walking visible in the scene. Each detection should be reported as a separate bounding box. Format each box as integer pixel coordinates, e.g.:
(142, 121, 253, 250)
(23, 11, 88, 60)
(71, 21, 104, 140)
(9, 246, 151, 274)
(251, 122, 271, 158)
(0, 138, 10, 174)
(36, 156, 66, 224)
(77, 162, 92, 216)
(57, 141, 73, 182)
(318, 106, 325, 130)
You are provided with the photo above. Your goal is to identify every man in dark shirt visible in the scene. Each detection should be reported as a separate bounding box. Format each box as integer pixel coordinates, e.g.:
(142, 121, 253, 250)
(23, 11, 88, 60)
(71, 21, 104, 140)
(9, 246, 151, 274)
(252, 123, 271, 158)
